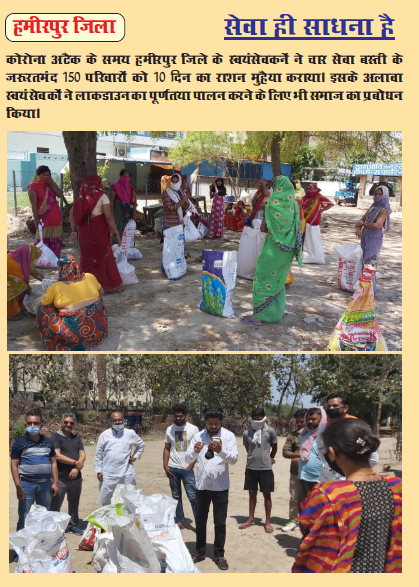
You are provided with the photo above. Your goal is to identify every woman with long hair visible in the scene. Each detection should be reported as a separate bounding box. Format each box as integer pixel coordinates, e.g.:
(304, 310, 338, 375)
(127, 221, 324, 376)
(36, 254, 108, 351)
(293, 418, 402, 573)
(209, 178, 227, 238)
(71, 174, 123, 293)
(240, 176, 303, 326)
(28, 165, 64, 257)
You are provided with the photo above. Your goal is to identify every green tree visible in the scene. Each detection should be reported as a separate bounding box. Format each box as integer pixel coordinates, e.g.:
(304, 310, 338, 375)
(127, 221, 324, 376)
(168, 131, 249, 198)
(272, 355, 314, 416)
(307, 355, 402, 434)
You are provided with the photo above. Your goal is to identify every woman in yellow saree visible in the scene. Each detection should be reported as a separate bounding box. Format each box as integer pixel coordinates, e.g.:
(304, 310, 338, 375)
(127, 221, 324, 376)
(7, 244, 43, 320)
(240, 176, 303, 326)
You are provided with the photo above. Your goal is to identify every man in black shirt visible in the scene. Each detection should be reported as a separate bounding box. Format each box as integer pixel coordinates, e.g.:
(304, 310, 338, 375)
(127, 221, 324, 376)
(50, 412, 86, 534)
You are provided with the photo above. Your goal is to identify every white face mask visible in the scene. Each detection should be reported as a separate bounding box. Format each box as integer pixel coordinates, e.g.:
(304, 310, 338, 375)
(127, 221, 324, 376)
(251, 416, 266, 430)
(170, 176, 182, 191)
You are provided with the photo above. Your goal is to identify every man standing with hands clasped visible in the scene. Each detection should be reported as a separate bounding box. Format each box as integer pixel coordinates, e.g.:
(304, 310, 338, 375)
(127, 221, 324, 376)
(185, 406, 238, 571)
(239, 407, 277, 534)
(163, 404, 199, 529)
(94, 411, 145, 505)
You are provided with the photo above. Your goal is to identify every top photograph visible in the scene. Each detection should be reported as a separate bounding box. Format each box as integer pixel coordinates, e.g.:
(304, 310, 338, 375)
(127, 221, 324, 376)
(7, 131, 402, 352)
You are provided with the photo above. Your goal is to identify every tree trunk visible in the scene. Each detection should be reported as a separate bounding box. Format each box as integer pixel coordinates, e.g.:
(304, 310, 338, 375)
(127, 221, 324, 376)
(62, 132, 98, 198)
(271, 135, 282, 177)
(373, 392, 383, 436)
(277, 371, 292, 416)
(290, 387, 300, 414)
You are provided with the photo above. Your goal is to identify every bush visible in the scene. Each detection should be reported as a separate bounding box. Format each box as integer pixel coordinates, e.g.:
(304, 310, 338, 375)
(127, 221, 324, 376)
(11, 421, 27, 439)
(62, 164, 109, 194)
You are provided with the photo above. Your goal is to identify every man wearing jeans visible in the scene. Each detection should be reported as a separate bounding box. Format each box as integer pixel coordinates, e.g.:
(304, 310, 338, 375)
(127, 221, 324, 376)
(185, 405, 238, 571)
(10, 411, 59, 532)
(163, 404, 199, 529)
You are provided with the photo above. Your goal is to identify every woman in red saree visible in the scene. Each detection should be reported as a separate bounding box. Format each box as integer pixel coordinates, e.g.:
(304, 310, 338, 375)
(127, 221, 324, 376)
(71, 174, 124, 293)
(28, 165, 64, 257)
(301, 183, 334, 226)
(224, 200, 248, 232)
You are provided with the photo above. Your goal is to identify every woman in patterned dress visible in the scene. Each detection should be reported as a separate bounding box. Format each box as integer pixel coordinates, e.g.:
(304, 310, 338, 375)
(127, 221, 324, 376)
(240, 176, 303, 326)
(293, 419, 402, 573)
(209, 178, 227, 238)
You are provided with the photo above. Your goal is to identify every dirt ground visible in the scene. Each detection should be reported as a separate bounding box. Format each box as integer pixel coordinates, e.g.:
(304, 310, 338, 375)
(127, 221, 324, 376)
(7, 205, 402, 352)
(8, 435, 401, 574)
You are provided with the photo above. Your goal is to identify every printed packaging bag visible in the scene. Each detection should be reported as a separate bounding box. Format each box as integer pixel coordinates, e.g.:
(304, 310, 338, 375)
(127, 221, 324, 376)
(334, 243, 363, 293)
(328, 266, 387, 351)
(162, 224, 187, 280)
(122, 219, 142, 260)
(200, 250, 237, 318)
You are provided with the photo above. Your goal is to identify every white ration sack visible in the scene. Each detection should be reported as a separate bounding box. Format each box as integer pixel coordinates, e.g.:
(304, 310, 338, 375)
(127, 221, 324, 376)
(302, 224, 325, 264)
(237, 226, 266, 280)
(184, 212, 201, 242)
(112, 514, 161, 573)
(138, 493, 200, 573)
(9, 505, 71, 573)
(35, 221, 58, 268)
(334, 243, 363, 292)
(162, 224, 187, 280)
(112, 244, 138, 285)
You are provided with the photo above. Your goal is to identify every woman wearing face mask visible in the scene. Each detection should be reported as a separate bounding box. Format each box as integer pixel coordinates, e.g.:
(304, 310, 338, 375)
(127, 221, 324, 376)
(28, 165, 64, 257)
(293, 418, 402, 573)
(110, 170, 137, 245)
(355, 185, 392, 293)
(160, 173, 190, 276)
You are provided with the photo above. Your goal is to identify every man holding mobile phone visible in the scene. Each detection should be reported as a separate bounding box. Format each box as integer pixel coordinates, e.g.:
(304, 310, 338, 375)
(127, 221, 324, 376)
(10, 411, 59, 533)
(185, 405, 238, 571)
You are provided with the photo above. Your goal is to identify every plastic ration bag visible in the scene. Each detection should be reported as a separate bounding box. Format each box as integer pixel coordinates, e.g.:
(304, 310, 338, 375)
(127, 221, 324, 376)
(237, 226, 265, 280)
(112, 514, 161, 573)
(112, 244, 139, 285)
(138, 493, 199, 573)
(122, 219, 142, 259)
(328, 266, 387, 351)
(302, 224, 325, 264)
(41, 278, 54, 292)
(76, 522, 97, 551)
(334, 243, 363, 293)
(9, 505, 72, 573)
(183, 212, 201, 242)
(92, 531, 115, 572)
(162, 224, 187, 280)
(85, 502, 130, 532)
(197, 221, 208, 239)
(23, 293, 37, 315)
(200, 250, 237, 318)
(35, 221, 58, 268)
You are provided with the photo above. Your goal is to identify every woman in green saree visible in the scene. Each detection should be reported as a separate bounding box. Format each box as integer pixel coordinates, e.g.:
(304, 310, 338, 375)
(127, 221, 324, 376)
(240, 176, 303, 326)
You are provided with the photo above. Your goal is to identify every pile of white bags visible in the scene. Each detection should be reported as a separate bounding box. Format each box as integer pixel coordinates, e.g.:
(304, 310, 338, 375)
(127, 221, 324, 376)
(9, 505, 72, 573)
(122, 219, 142, 260)
(162, 224, 187, 280)
(112, 244, 139, 285)
(237, 226, 266, 280)
(112, 514, 161, 573)
(302, 224, 325, 264)
(35, 221, 58, 268)
(334, 243, 363, 292)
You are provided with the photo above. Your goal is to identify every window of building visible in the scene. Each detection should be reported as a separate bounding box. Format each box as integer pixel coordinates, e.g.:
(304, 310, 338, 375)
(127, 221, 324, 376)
(37, 147, 49, 153)
(97, 152, 106, 156)
(164, 132, 177, 139)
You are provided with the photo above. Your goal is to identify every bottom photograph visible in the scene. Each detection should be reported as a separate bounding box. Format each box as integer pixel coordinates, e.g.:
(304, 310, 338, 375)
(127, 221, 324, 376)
(9, 354, 402, 573)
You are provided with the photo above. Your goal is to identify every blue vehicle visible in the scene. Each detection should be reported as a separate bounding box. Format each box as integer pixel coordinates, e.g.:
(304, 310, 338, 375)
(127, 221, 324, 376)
(335, 171, 359, 205)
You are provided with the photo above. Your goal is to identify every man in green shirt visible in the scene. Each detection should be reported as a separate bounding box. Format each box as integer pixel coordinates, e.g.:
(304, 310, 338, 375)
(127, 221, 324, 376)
(281, 409, 307, 532)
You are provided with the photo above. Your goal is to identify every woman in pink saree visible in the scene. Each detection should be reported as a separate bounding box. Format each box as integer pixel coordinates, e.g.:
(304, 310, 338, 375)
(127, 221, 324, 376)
(28, 165, 63, 257)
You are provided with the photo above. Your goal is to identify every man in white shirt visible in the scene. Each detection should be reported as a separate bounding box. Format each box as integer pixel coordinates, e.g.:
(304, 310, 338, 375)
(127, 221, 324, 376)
(93, 411, 145, 505)
(163, 404, 199, 529)
(185, 405, 238, 571)
(317, 392, 379, 481)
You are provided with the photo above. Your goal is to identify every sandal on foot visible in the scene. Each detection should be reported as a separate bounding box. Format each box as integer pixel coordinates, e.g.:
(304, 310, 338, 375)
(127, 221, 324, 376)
(239, 315, 262, 326)
(239, 521, 255, 529)
(264, 524, 274, 534)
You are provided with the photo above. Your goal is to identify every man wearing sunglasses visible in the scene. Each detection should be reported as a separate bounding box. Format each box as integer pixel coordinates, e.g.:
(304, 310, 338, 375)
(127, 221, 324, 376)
(50, 412, 86, 535)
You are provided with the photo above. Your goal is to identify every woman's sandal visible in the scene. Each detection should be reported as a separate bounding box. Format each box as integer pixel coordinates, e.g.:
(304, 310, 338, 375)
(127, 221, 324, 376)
(264, 524, 274, 534)
(239, 315, 263, 326)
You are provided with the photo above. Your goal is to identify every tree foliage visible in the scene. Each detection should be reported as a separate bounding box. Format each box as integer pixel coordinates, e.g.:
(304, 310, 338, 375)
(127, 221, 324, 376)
(307, 355, 402, 434)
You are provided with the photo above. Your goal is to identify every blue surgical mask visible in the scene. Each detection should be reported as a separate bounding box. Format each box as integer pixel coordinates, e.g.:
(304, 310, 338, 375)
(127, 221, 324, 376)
(26, 426, 40, 435)
(112, 424, 124, 432)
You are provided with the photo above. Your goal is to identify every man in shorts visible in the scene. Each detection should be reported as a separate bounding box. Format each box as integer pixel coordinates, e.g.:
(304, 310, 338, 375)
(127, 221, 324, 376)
(240, 407, 277, 533)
